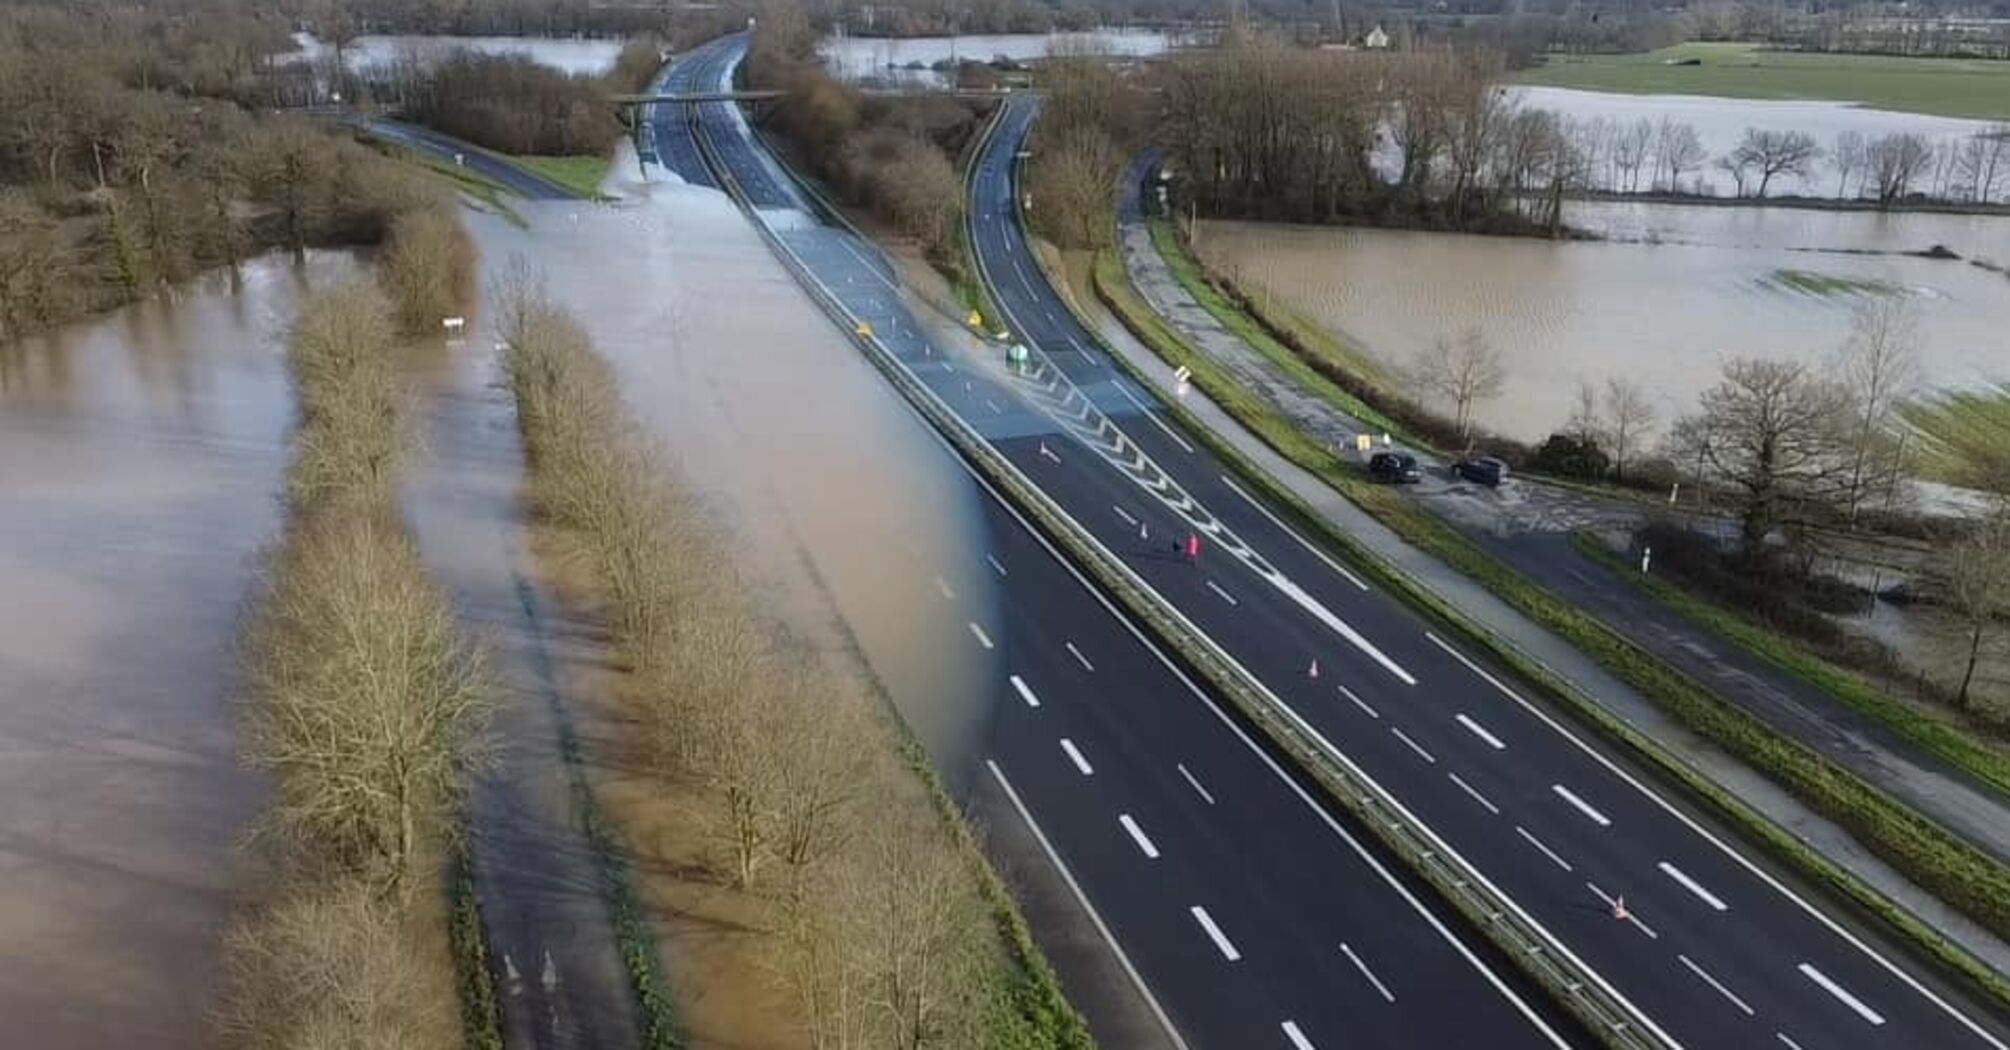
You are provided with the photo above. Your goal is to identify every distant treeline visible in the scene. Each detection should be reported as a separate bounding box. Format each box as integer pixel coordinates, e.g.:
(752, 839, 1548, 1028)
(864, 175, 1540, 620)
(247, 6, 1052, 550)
(389, 52, 628, 157)
(1158, 39, 1583, 235)
(0, 3, 462, 348)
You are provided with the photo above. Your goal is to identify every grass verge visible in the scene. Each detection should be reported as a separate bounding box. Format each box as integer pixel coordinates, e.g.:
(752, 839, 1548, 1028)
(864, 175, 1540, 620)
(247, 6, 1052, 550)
(512, 154, 613, 200)
(1145, 219, 1412, 442)
(447, 845, 505, 1050)
(1091, 245, 2010, 1007)
(1572, 532, 2010, 802)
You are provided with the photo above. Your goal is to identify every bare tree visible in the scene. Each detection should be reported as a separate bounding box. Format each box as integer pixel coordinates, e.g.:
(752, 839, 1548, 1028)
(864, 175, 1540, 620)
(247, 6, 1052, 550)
(1613, 117, 1655, 193)
(1602, 377, 1657, 482)
(1567, 378, 1601, 443)
(1731, 128, 1822, 197)
(1414, 328, 1506, 442)
(1654, 119, 1707, 192)
(1957, 127, 2010, 204)
(1833, 296, 1922, 525)
(1673, 358, 1847, 552)
(1867, 132, 1934, 207)
(1941, 507, 2010, 709)
(1832, 130, 1866, 198)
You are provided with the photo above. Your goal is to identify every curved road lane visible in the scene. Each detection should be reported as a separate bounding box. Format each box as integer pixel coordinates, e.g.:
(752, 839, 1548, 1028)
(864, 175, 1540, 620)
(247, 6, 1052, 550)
(652, 35, 1582, 1050)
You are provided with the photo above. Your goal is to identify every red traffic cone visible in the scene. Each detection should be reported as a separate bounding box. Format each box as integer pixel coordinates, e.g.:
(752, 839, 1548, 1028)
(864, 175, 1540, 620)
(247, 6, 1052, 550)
(1308, 659, 1320, 680)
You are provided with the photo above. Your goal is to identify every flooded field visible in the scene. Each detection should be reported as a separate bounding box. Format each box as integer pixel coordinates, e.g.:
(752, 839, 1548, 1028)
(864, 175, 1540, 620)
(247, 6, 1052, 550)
(465, 151, 1000, 775)
(290, 32, 626, 76)
(0, 253, 356, 1049)
(1195, 206, 2010, 440)
(1512, 86, 2004, 197)
(822, 29, 1174, 85)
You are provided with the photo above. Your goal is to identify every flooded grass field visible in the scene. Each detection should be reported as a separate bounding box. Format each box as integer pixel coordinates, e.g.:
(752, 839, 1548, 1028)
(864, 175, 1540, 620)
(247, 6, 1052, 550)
(0, 254, 356, 1048)
(1195, 204, 2010, 440)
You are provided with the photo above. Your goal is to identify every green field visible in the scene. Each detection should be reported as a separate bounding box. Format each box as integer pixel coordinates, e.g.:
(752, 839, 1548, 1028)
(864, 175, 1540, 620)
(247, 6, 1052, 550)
(512, 154, 613, 199)
(1515, 42, 2010, 121)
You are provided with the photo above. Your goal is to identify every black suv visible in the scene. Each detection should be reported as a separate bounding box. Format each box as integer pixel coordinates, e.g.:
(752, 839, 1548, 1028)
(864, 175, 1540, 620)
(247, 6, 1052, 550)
(1368, 451, 1422, 484)
(1453, 456, 1509, 487)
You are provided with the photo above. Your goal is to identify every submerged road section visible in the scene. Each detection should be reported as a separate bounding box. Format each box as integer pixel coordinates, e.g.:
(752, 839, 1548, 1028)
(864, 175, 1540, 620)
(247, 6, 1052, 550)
(968, 94, 2010, 1050)
(648, 34, 1581, 1050)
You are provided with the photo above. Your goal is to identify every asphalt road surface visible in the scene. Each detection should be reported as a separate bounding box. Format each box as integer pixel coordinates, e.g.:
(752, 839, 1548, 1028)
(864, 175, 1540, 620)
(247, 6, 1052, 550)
(649, 36, 1581, 1050)
(661, 35, 2010, 1050)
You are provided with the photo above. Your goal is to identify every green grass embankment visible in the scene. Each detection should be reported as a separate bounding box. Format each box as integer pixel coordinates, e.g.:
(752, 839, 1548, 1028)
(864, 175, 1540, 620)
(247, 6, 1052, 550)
(1515, 42, 2010, 121)
(1572, 532, 2010, 801)
(1090, 245, 2010, 1008)
(512, 154, 613, 200)
(1145, 220, 1414, 444)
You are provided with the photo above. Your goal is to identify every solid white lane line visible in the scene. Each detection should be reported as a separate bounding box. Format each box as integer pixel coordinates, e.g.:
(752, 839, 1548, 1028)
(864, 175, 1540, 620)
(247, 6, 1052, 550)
(1065, 641, 1095, 672)
(1553, 784, 1613, 828)
(1339, 684, 1380, 719)
(986, 553, 1008, 577)
(1281, 1021, 1316, 1050)
(1585, 882, 1661, 940)
(1189, 906, 1241, 961)
(1679, 954, 1755, 1016)
(1275, 575, 1415, 684)
(1112, 380, 1196, 453)
(1060, 738, 1094, 776)
(1340, 942, 1397, 1003)
(934, 575, 956, 600)
(1206, 579, 1240, 606)
(1456, 713, 1507, 750)
(1010, 675, 1041, 709)
(1219, 474, 1370, 591)
(1420, 631, 2000, 1050)
(1659, 861, 1730, 912)
(985, 761, 1191, 1050)
(1449, 771, 1500, 814)
(1119, 814, 1161, 859)
(969, 622, 995, 649)
(1177, 763, 1216, 805)
(930, 415, 1573, 1050)
(1800, 964, 1886, 1026)
(1390, 727, 1436, 764)
(1114, 504, 1139, 527)
(1516, 826, 1573, 872)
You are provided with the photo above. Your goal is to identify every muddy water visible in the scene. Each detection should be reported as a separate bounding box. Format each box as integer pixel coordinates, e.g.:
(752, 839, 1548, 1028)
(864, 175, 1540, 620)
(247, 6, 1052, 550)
(467, 156, 1000, 779)
(1196, 210, 2010, 441)
(0, 254, 357, 1049)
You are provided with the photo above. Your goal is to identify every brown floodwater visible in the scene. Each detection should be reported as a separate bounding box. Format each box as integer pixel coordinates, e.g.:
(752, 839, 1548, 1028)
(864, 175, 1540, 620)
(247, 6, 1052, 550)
(0, 253, 356, 1048)
(0, 148, 1002, 1046)
(1197, 206, 2010, 441)
(458, 155, 1000, 775)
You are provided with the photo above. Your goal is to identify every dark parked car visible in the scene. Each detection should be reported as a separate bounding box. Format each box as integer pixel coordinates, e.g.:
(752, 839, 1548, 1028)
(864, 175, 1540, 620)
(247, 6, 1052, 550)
(1454, 456, 1510, 487)
(1367, 451, 1422, 484)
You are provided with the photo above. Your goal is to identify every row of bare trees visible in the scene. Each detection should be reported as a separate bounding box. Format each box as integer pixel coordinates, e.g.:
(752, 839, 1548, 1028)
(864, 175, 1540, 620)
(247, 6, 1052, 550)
(219, 245, 489, 1048)
(749, 7, 975, 268)
(1152, 36, 2010, 232)
(1158, 38, 1593, 235)
(497, 276, 1063, 1049)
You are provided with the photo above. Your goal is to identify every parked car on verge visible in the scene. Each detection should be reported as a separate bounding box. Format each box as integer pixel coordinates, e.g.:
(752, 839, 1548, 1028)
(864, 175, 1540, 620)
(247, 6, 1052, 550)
(1454, 456, 1510, 487)
(1367, 451, 1422, 484)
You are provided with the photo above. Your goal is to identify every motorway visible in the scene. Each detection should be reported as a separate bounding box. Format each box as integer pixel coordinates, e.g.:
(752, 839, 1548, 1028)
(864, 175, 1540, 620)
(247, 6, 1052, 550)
(972, 93, 2010, 1050)
(651, 36, 1579, 1050)
(659, 35, 2010, 1050)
